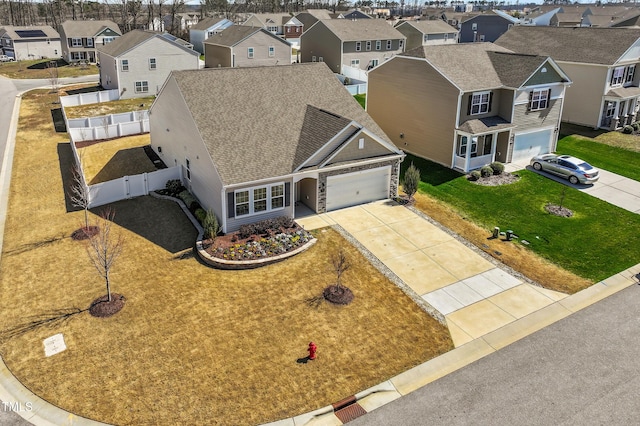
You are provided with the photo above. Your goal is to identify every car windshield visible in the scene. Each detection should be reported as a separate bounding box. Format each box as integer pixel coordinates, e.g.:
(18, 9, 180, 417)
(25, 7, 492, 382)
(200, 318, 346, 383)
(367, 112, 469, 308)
(578, 162, 594, 170)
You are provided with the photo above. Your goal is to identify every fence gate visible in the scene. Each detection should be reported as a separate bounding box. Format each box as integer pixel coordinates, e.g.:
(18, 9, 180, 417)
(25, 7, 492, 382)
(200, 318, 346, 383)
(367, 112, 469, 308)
(125, 174, 148, 199)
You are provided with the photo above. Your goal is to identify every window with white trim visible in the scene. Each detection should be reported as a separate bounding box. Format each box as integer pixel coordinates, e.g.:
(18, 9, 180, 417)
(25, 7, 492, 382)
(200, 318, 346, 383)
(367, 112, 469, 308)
(103, 37, 114, 45)
(529, 88, 549, 111)
(234, 183, 285, 217)
(470, 91, 490, 115)
(472, 23, 478, 30)
(457, 135, 478, 156)
(611, 66, 625, 86)
(318, 56, 323, 62)
(312, 55, 316, 62)
(444, 33, 448, 41)
(268, 46, 275, 57)
(351, 59, 360, 67)
(267, 25, 278, 33)
(121, 59, 129, 71)
(71, 52, 85, 60)
(423, 34, 428, 42)
(135, 80, 149, 93)
(247, 47, 254, 58)
(399, 39, 404, 50)
(366, 40, 371, 51)
(386, 40, 392, 50)
(149, 58, 157, 69)
(625, 65, 636, 83)
(358, 138, 364, 149)
(86, 38, 94, 47)
(355, 41, 361, 51)
(376, 40, 381, 50)
(185, 158, 191, 181)
(71, 37, 82, 47)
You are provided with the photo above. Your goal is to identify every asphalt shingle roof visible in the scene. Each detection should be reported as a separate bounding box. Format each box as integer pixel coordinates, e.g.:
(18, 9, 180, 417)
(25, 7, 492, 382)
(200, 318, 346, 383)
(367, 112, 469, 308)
(97, 29, 156, 56)
(401, 20, 458, 34)
(60, 20, 121, 37)
(190, 17, 225, 31)
(169, 63, 395, 185)
(403, 43, 551, 91)
(495, 26, 640, 65)
(319, 19, 405, 41)
(0, 25, 59, 39)
(204, 25, 270, 47)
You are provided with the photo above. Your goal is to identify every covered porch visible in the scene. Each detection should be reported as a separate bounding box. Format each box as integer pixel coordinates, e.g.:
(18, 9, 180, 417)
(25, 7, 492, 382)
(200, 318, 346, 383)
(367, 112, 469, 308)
(600, 87, 640, 130)
(453, 117, 515, 172)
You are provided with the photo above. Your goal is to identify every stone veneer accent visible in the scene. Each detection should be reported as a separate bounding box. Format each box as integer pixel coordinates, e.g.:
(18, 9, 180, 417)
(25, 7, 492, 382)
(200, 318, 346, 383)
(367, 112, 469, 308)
(316, 159, 401, 213)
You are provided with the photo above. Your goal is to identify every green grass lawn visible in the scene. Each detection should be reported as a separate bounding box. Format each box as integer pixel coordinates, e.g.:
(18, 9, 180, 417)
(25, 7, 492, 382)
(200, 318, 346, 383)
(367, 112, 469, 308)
(354, 94, 366, 109)
(0, 58, 98, 79)
(402, 154, 640, 282)
(557, 135, 640, 181)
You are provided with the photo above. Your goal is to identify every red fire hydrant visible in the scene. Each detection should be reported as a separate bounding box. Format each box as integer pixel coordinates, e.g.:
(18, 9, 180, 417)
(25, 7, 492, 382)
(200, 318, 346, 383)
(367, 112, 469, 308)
(308, 342, 317, 360)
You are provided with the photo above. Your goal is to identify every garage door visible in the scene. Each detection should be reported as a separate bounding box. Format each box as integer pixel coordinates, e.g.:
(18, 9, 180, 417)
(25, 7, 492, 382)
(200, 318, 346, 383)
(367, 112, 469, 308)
(326, 167, 391, 211)
(512, 129, 553, 162)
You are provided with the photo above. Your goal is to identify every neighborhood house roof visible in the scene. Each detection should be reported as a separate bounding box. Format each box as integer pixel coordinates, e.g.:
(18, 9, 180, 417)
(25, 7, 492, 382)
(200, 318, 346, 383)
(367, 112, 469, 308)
(0, 25, 60, 39)
(167, 63, 396, 185)
(204, 25, 286, 47)
(495, 26, 640, 65)
(403, 43, 554, 91)
(318, 18, 405, 42)
(190, 17, 226, 31)
(401, 20, 458, 34)
(97, 30, 194, 56)
(245, 13, 294, 26)
(300, 9, 332, 20)
(60, 20, 122, 37)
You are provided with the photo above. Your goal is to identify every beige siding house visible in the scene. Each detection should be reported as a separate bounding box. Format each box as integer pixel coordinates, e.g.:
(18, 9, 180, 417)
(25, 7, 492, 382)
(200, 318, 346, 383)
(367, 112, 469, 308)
(98, 30, 199, 99)
(394, 20, 458, 50)
(149, 63, 404, 233)
(496, 26, 640, 130)
(367, 43, 571, 172)
(59, 20, 121, 63)
(0, 25, 61, 60)
(204, 26, 291, 68)
(300, 19, 406, 73)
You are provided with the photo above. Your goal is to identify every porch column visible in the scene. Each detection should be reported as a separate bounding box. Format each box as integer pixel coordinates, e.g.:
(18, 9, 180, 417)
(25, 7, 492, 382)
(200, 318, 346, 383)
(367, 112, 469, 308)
(490, 132, 497, 163)
(464, 139, 471, 172)
(610, 117, 619, 131)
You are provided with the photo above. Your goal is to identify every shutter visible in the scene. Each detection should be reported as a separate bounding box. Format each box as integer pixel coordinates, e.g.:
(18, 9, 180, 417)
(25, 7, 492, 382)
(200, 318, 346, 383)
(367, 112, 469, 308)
(285, 182, 291, 207)
(488, 92, 493, 112)
(227, 192, 235, 218)
(527, 91, 533, 111)
(546, 88, 551, 109)
(67, 37, 72, 47)
(467, 94, 472, 115)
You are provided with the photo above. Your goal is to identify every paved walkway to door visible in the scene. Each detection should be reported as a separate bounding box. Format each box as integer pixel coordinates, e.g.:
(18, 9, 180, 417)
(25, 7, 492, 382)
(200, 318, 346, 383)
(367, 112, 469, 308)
(296, 200, 568, 347)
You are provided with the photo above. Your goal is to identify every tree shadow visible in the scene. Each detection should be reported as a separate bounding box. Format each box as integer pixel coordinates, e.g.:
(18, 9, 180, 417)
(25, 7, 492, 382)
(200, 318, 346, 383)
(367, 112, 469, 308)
(51, 107, 66, 132)
(57, 143, 81, 213)
(0, 307, 85, 343)
(89, 147, 156, 185)
(65, 85, 102, 96)
(559, 122, 608, 139)
(401, 153, 463, 187)
(93, 196, 197, 254)
(27, 58, 67, 70)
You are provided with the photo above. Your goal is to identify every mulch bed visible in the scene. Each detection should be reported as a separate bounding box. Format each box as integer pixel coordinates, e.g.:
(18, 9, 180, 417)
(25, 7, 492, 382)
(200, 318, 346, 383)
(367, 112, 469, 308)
(545, 203, 574, 218)
(89, 293, 126, 317)
(71, 226, 99, 240)
(323, 285, 354, 305)
(469, 172, 520, 186)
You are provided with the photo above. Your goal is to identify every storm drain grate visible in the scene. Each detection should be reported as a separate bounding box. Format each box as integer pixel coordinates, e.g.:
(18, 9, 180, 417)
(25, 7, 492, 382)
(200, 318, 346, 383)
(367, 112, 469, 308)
(332, 395, 367, 423)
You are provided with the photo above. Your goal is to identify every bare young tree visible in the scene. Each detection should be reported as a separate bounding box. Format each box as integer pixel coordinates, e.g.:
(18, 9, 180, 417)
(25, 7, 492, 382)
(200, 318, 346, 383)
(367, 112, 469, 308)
(46, 60, 59, 92)
(86, 209, 124, 303)
(331, 248, 350, 289)
(69, 158, 90, 229)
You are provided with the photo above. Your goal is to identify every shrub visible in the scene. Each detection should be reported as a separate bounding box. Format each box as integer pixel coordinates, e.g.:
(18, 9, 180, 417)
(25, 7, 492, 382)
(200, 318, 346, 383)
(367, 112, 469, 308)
(237, 216, 295, 239)
(489, 162, 505, 175)
(195, 208, 206, 224)
(189, 201, 201, 214)
(632, 122, 640, 132)
(203, 209, 221, 240)
(469, 170, 481, 181)
(165, 179, 184, 197)
(403, 163, 421, 200)
(480, 166, 493, 178)
(178, 190, 196, 208)
(622, 125, 633, 134)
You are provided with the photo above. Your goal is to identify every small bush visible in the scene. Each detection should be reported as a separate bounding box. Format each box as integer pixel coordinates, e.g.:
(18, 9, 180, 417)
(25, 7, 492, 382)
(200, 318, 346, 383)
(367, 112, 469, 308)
(178, 190, 196, 208)
(189, 201, 201, 214)
(237, 216, 295, 239)
(203, 209, 221, 240)
(632, 122, 640, 132)
(165, 179, 184, 196)
(622, 125, 633, 134)
(195, 208, 206, 224)
(489, 162, 504, 175)
(403, 163, 421, 200)
(480, 166, 493, 178)
(469, 170, 481, 181)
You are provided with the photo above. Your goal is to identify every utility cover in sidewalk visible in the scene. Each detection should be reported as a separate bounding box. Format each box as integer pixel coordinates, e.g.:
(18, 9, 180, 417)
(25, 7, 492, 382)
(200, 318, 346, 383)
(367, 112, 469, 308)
(43, 333, 66, 357)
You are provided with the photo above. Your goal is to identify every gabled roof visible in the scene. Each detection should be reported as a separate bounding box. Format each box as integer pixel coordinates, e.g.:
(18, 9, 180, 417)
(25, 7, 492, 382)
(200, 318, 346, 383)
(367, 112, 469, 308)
(462, 10, 518, 24)
(495, 26, 640, 65)
(402, 43, 561, 91)
(204, 26, 289, 47)
(315, 19, 405, 41)
(611, 11, 640, 28)
(97, 29, 195, 57)
(399, 20, 458, 34)
(190, 17, 227, 31)
(244, 13, 295, 27)
(165, 63, 397, 186)
(0, 25, 60, 40)
(299, 9, 332, 20)
(60, 20, 122, 37)
(553, 12, 584, 23)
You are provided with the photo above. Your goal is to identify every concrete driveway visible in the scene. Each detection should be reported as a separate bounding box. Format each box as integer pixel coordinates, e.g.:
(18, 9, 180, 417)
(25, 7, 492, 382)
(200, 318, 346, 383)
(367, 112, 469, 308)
(296, 200, 568, 347)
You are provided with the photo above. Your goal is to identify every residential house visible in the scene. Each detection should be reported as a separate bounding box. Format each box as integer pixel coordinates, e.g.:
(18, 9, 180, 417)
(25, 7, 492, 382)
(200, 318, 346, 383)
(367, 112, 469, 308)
(189, 17, 234, 54)
(458, 11, 518, 42)
(242, 13, 303, 46)
(496, 26, 640, 130)
(395, 20, 458, 50)
(98, 30, 199, 99)
(335, 10, 372, 20)
(204, 26, 291, 68)
(148, 63, 404, 233)
(300, 19, 406, 74)
(164, 12, 199, 34)
(59, 20, 122, 63)
(367, 43, 571, 172)
(0, 25, 61, 60)
(295, 9, 332, 31)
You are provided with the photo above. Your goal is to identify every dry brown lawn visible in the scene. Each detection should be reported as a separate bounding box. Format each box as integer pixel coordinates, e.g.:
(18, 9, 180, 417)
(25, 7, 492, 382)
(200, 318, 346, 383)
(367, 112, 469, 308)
(77, 135, 157, 184)
(410, 191, 593, 294)
(0, 88, 453, 425)
(0, 59, 98, 79)
(64, 96, 155, 119)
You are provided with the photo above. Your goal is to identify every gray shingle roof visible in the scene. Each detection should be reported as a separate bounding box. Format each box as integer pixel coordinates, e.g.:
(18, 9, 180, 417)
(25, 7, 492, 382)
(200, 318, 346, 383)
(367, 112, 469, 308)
(401, 20, 458, 34)
(204, 26, 282, 47)
(300, 9, 332, 20)
(97, 29, 194, 56)
(190, 17, 225, 31)
(495, 26, 640, 65)
(244, 13, 293, 26)
(319, 19, 405, 41)
(168, 63, 396, 186)
(457, 116, 515, 133)
(0, 25, 60, 39)
(60, 20, 121, 37)
(402, 43, 551, 91)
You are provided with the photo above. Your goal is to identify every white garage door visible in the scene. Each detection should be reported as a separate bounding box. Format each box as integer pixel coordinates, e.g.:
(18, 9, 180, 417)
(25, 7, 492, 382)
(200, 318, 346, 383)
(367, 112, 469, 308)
(512, 129, 553, 162)
(326, 167, 391, 212)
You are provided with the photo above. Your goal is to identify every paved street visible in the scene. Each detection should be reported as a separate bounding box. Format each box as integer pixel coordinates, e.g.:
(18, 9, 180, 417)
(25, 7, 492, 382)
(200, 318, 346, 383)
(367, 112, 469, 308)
(352, 283, 640, 426)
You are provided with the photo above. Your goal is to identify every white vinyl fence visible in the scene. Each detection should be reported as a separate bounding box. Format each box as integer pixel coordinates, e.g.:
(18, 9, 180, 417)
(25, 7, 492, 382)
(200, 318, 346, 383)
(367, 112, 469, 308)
(68, 110, 150, 142)
(341, 64, 369, 82)
(59, 89, 120, 107)
(346, 84, 367, 95)
(87, 166, 181, 209)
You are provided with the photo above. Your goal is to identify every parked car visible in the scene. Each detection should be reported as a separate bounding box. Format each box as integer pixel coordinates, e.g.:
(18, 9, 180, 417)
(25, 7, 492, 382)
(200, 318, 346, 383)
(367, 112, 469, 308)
(0, 54, 15, 62)
(530, 154, 599, 185)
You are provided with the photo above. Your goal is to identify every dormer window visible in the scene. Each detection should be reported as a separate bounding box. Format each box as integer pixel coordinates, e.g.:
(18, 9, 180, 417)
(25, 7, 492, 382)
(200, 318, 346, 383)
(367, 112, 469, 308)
(625, 65, 636, 84)
(611, 66, 625, 86)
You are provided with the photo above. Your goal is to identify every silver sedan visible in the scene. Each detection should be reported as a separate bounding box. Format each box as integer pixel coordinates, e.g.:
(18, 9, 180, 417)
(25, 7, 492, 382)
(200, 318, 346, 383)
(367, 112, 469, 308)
(530, 154, 600, 185)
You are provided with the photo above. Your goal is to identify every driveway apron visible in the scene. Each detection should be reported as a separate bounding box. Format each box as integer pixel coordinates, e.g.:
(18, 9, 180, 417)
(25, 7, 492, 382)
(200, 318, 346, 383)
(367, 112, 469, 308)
(296, 200, 568, 347)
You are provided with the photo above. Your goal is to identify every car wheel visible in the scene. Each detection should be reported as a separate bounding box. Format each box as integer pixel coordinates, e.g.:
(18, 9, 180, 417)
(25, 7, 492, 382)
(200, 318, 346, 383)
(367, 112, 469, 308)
(569, 175, 579, 185)
(533, 162, 542, 171)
